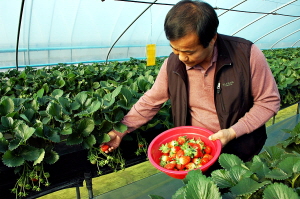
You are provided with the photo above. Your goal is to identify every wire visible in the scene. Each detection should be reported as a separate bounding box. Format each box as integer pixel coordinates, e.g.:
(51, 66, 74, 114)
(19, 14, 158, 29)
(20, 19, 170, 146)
(215, 7, 300, 18)
(105, 0, 158, 64)
(114, 0, 172, 6)
(115, 0, 300, 18)
(16, 0, 26, 71)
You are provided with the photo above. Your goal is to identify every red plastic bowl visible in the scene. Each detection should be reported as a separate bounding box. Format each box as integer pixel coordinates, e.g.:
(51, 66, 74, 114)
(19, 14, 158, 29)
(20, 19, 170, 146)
(147, 126, 221, 179)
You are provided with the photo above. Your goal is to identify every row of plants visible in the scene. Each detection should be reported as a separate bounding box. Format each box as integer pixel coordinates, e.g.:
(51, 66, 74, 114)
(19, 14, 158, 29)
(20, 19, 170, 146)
(264, 47, 300, 106)
(150, 122, 300, 199)
(0, 47, 299, 198)
(0, 57, 173, 198)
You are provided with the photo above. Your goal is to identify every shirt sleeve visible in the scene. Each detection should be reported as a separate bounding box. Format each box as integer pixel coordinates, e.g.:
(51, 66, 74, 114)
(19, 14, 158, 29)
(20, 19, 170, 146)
(121, 58, 170, 132)
(231, 44, 281, 137)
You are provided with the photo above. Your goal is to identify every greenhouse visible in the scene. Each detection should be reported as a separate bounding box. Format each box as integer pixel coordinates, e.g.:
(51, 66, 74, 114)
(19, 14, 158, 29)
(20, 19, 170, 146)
(0, 0, 299, 199)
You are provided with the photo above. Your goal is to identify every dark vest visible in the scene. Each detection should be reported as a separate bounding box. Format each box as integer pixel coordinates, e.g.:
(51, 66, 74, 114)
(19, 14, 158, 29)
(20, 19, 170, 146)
(167, 34, 267, 162)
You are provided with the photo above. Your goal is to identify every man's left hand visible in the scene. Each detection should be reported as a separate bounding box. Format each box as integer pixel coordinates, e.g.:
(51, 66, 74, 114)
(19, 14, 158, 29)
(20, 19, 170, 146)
(208, 128, 236, 148)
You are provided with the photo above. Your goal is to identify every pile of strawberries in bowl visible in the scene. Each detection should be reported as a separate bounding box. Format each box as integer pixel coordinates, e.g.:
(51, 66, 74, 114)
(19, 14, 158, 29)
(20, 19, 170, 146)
(148, 126, 221, 179)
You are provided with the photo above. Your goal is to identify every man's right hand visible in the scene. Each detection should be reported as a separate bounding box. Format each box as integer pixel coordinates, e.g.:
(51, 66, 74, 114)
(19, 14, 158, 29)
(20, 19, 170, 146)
(101, 130, 127, 153)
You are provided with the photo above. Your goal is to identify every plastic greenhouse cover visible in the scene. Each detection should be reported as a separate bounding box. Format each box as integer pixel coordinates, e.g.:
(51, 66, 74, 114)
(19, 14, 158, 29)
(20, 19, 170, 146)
(0, 0, 299, 69)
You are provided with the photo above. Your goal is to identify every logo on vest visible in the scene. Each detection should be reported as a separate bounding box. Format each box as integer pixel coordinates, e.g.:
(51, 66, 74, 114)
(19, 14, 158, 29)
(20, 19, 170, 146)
(222, 81, 234, 87)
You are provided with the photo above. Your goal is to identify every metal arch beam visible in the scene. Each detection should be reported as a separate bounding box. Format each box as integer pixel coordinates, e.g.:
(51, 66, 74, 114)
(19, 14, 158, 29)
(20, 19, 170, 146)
(231, 0, 297, 36)
(217, 0, 248, 17)
(270, 29, 300, 49)
(291, 39, 300, 47)
(253, 17, 300, 43)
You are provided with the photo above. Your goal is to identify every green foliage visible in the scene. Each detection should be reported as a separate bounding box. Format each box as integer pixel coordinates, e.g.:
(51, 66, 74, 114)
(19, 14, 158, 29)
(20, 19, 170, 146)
(0, 57, 172, 198)
(150, 122, 300, 199)
(263, 47, 300, 106)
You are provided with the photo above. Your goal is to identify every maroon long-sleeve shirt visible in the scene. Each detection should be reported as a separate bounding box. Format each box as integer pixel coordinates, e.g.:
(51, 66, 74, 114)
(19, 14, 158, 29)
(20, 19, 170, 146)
(121, 44, 280, 137)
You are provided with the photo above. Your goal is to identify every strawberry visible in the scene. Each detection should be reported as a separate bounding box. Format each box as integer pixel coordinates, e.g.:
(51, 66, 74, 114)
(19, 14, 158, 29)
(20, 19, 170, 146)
(176, 163, 185, 170)
(168, 140, 178, 148)
(201, 157, 209, 165)
(177, 136, 187, 145)
(182, 147, 194, 157)
(164, 162, 176, 170)
(192, 157, 201, 165)
(138, 142, 144, 148)
(177, 156, 191, 166)
(193, 148, 204, 158)
(170, 146, 181, 154)
(175, 149, 185, 158)
(185, 162, 196, 170)
(159, 143, 170, 153)
(203, 154, 213, 161)
(188, 143, 201, 150)
(160, 154, 172, 162)
(100, 144, 109, 152)
(204, 146, 212, 154)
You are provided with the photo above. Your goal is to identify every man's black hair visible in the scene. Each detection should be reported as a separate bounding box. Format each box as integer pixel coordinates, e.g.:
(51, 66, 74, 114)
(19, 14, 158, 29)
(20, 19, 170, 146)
(164, 0, 219, 48)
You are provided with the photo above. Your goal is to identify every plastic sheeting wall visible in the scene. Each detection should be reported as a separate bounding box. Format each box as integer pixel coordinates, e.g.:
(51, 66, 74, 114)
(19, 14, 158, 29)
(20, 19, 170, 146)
(0, 0, 299, 68)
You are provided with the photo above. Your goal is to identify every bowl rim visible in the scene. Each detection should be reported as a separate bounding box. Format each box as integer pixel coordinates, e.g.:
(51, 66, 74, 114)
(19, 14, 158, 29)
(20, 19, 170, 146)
(147, 126, 222, 175)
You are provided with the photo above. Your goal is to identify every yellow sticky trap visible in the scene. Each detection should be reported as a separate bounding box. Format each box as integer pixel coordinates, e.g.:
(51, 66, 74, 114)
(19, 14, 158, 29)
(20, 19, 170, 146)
(146, 44, 156, 66)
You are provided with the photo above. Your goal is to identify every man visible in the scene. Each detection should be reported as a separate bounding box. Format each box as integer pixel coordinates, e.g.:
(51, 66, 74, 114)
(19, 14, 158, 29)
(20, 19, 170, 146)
(103, 0, 280, 168)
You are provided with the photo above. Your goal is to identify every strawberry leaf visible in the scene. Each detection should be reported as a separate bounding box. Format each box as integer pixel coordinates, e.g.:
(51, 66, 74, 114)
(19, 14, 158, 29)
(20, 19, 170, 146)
(180, 170, 220, 199)
(77, 118, 95, 137)
(113, 122, 127, 133)
(33, 148, 45, 165)
(20, 145, 41, 161)
(230, 178, 271, 196)
(2, 150, 25, 167)
(211, 169, 235, 189)
(218, 153, 244, 170)
(51, 89, 64, 98)
(0, 97, 14, 116)
(82, 134, 96, 149)
(263, 183, 299, 199)
(44, 150, 59, 165)
(0, 133, 8, 152)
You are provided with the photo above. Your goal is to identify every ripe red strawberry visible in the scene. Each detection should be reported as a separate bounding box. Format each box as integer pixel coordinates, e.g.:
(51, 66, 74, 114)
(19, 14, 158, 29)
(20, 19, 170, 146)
(100, 144, 109, 152)
(164, 162, 176, 170)
(160, 154, 172, 162)
(204, 146, 212, 154)
(185, 162, 196, 170)
(188, 143, 201, 150)
(177, 156, 191, 166)
(203, 154, 213, 161)
(193, 148, 204, 158)
(175, 149, 185, 158)
(177, 136, 187, 145)
(201, 157, 209, 165)
(170, 146, 181, 154)
(176, 164, 185, 170)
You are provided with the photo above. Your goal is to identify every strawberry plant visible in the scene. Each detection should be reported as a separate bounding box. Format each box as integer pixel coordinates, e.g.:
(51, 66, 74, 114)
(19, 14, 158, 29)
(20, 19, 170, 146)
(0, 57, 172, 198)
(264, 47, 300, 107)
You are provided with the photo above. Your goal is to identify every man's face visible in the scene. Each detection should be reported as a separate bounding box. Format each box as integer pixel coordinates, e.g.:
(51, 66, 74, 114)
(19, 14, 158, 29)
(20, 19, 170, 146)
(169, 32, 216, 68)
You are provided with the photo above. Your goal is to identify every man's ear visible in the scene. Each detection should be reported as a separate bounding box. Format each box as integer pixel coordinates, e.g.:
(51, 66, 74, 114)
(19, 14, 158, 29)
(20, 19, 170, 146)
(210, 33, 218, 46)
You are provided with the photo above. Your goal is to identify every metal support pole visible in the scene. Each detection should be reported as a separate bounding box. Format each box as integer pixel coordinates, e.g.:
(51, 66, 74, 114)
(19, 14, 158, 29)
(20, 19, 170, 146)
(84, 172, 93, 199)
(76, 186, 81, 199)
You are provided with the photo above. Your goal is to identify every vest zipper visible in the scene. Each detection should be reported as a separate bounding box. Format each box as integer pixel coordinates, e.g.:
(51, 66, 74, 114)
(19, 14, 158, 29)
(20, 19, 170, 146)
(217, 82, 226, 111)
